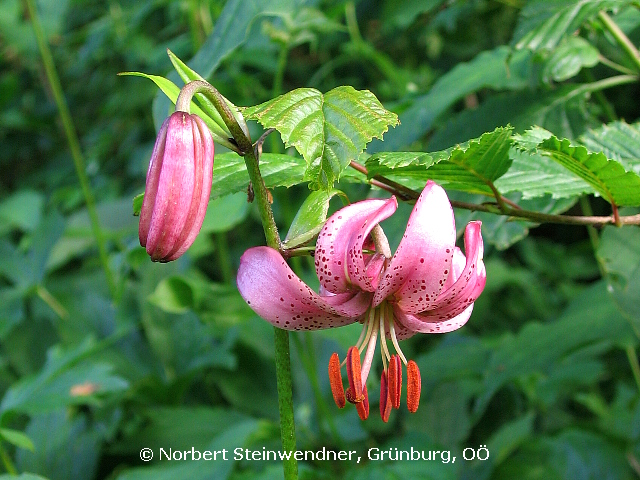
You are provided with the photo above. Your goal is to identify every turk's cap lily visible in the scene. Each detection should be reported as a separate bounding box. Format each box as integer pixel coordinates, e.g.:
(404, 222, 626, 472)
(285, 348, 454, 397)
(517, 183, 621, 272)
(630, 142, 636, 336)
(236, 181, 486, 421)
(139, 110, 214, 262)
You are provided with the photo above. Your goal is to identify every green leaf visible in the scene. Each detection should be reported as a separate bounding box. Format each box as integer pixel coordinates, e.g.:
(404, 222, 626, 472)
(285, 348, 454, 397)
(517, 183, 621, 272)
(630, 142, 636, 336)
(370, 47, 532, 152)
(115, 419, 260, 480)
(495, 148, 595, 199)
(0, 338, 128, 417)
(200, 192, 250, 233)
(596, 225, 640, 332)
(429, 85, 598, 150)
(283, 190, 341, 248)
(0, 287, 24, 339)
(488, 412, 536, 465)
(119, 72, 236, 151)
(148, 276, 194, 314)
(167, 49, 250, 140)
(244, 86, 399, 189)
(580, 120, 640, 174)
(132, 193, 143, 217)
(110, 407, 248, 455)
(542, 36, 599, 82)
(474, 281, 635, 417)
(16, 411, 100, 480)
(513, 0, 632, 51)
(0, 427, 35, 451)
(520, 128, 640, 206)
(0, 189, 44, 233)
(211, 152, 306, 198)
(152, 0, 297, 131)
(365, 127, 513, 195)
(383, 0, 445, 28)
(0, 475, 49, 480)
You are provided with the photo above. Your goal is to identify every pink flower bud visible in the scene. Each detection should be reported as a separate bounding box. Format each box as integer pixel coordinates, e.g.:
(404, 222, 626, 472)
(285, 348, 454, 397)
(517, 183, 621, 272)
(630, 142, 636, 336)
(139, 111, 214, 262)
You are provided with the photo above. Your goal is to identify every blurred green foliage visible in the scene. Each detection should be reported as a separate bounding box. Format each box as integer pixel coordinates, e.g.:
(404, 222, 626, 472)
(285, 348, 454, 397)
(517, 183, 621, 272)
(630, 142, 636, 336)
(1, 0, 640, 479)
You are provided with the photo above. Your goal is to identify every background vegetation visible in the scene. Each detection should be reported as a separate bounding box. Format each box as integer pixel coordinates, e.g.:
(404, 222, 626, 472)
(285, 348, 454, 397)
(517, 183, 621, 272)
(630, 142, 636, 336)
(1, 0, 640, 478)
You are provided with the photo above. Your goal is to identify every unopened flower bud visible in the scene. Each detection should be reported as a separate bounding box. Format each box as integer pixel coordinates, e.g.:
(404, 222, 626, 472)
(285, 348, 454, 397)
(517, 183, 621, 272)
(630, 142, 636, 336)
(139, 111, 214, 262)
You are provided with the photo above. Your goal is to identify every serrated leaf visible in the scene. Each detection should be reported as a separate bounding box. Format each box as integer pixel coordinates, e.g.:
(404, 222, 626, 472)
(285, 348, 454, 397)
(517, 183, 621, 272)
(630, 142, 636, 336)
(210, 152, 306, 199)
(580, 120, 640, 174)
(119, 72, 237, 151)
(513, 0, 632, 51)
(244, 86, 398, 189)
(283, 190, 341, 248)
(365, 127, 513, 195)
(495, 148, 595, 199)
(525, 129, 640, 206)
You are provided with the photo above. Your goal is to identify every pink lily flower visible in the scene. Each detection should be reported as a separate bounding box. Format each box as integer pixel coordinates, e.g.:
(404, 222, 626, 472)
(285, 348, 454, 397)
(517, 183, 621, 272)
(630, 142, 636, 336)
(236, 181, 486, 421)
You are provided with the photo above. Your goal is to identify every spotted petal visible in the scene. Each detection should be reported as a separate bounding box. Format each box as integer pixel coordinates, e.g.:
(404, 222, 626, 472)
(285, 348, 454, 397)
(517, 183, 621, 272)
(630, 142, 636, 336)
(237, 246, 371, 331)
(393, 303, 475, 339)
(373, 181, 456, 311)
(422, 221, 486, 320)
(315, 198, 397, 294)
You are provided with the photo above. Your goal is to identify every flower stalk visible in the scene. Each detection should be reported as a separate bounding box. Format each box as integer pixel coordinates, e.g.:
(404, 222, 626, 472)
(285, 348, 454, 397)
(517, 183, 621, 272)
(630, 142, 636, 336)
(177, 80, 294, 477)
(26, 0, 117, 299)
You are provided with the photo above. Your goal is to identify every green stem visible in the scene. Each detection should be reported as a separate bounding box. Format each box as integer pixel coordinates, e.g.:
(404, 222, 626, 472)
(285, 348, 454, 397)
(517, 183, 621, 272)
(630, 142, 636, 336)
(25, 0, 116, 299)
(273, 328, 298, 480)
(0, 441, 17, 475)
(176, 80, 295, 477)
(36, 285, 69, 320)
(625, 345, 640, 394)
(598, 11, 640, 73)
(214, 233, 233, 283)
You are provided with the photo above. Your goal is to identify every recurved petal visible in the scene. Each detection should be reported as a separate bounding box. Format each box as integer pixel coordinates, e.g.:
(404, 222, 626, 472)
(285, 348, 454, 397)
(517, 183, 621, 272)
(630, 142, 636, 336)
(393, 302, 474, 339)
(315, 198, 397, 295)
(346, 198, 398, 292)
(421, 221, 486, 320)
(373, 181, 456, 310)
(237, 246, 369, 331)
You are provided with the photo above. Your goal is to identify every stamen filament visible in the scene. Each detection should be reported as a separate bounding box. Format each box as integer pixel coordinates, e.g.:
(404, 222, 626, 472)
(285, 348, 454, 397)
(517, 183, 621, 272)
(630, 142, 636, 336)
(342, 309, 375, 368)
(379, 304, 391, 370)
(388, 305, 407, 365)
(360, 312, 379, 388)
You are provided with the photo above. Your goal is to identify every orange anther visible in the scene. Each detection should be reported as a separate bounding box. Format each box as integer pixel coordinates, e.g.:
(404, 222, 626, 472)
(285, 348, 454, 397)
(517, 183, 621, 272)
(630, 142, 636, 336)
(328, 353, 345, 408)
(388, 354, 402, 409)
(406, 360, 421, 413)
(346, 346, 364, 403)
(355, 385, 369, 420)
(380, 371, 392, 422)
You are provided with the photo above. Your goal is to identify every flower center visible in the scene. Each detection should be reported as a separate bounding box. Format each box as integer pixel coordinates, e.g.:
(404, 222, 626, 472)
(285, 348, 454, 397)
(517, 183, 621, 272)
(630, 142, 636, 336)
(327, 301, 422, 422)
